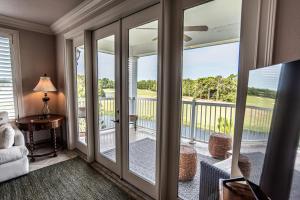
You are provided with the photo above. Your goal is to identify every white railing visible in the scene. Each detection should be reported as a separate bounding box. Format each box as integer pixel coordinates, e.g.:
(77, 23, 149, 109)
(78, 97, 273, 143)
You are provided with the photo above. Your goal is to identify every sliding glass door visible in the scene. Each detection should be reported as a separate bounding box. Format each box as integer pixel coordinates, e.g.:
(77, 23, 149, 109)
(93, 22, 121, 175)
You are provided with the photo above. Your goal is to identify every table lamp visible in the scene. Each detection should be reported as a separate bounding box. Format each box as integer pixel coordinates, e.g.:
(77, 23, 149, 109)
(33, 74, 57, 118)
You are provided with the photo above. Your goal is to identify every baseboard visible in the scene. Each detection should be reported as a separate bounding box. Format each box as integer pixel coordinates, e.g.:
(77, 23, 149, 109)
(90, 162, 154, 200)
(74, 148, 88, 161)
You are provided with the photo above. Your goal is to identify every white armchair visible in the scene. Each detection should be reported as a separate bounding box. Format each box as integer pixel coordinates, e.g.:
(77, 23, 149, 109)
(0, 112, 29, 183)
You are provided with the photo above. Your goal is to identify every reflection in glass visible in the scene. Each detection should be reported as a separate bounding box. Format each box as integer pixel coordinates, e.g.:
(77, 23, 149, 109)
(240, 64, 282, 184)
(128, 20, 158, 184)
(75, 45, 87, 144)
(97, 35, 117, 162)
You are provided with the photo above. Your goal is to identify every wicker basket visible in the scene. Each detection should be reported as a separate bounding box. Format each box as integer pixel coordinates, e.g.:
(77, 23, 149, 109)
(178, 145, 197, 181)
(208, 133, 232, 159)
(238, 154, 251, 178)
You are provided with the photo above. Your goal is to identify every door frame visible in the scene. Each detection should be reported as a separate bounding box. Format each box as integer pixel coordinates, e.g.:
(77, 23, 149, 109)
(73, 35, 88, 154)
(121, 4, 162, 199)
(92, 21, 122, 176)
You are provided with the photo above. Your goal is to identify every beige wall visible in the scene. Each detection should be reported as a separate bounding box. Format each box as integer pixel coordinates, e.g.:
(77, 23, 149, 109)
(55, 34, 66, 115)
(19, 29, 57, 116)
(273, 0, 300, 64)
(0, 25, 57, 116)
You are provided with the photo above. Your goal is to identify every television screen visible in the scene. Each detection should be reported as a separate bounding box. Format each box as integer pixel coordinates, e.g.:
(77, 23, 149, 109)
(239, 64, 282, 185)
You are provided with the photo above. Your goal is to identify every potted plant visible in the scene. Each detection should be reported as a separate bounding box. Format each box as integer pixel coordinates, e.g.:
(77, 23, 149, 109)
(208, 117, 232, 159)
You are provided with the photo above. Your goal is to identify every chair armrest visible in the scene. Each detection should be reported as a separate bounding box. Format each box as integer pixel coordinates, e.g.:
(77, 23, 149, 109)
(12, 125, 25, 146)
(199, 161, 230, 200)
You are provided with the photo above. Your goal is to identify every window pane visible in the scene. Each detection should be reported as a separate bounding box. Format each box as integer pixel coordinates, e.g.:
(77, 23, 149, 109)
(178, 0, 242, 199)
(75, 45, 87, 145)
(128, 20, 158, 184)
(97, 35, 117, 162)
(0, 36, 16, 119)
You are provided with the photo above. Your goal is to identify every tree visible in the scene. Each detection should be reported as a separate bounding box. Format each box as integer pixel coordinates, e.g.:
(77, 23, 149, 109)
(183, 74, 238, 102)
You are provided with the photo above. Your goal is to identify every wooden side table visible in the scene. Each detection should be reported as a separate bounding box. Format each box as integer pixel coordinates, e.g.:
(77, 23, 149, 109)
(219, 179, 255, 200)
(16, 114, 65, 162)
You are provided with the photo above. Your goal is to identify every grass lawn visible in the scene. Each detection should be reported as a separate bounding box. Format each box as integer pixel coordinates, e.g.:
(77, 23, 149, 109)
(103, 89, 157, 98)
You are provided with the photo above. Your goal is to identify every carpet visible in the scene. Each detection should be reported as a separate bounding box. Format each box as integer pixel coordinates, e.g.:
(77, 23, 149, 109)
(0, 157, 130, 200)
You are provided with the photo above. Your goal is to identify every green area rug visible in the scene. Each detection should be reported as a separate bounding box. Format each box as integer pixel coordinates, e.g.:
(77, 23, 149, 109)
(0, 157, 130, 200)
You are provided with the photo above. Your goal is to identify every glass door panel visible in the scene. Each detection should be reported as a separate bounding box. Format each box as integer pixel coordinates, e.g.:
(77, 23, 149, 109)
(127, 20, 158, 184)
(121, 4, 160, 199)
(97, 35, 116, 162)
(178, 0, 242, 199)
(74, 44, 88, 150)
(93, 21, 121, 175)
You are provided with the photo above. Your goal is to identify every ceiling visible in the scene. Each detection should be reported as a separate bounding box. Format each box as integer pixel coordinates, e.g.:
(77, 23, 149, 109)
(97, 0, 242, 57)
(0, 0, 84, 26)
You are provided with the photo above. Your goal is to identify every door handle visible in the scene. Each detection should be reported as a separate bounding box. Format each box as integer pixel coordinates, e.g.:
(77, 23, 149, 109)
(111, 119, 120, 123)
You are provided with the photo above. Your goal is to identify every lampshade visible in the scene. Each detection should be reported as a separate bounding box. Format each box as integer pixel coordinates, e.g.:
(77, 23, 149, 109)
(33, 75, 57, 92)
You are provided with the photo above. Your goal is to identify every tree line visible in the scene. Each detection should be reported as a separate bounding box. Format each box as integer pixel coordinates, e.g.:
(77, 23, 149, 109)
(77, 74, 276, 102)
(247, 87, 276, 99)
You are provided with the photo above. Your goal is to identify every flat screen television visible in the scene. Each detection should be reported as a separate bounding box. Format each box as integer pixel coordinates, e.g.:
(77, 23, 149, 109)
(239, 63, 282, 185)
(238, 60, 300, 200)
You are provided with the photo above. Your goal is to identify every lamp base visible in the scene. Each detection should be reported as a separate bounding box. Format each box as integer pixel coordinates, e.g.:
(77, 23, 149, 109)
(41, 93, 51, 118)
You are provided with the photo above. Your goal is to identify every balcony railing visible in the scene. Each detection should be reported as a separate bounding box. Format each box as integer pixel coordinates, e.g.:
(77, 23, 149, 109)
(78, 97, 273, 143)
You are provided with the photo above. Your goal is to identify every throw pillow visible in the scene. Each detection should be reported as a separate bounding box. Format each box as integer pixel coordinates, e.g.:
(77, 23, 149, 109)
(0, 123, 15, 149)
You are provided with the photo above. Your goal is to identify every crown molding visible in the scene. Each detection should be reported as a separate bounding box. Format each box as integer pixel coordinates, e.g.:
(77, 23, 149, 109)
(0, 14, 53, 35)
(51, 0, 115, 34)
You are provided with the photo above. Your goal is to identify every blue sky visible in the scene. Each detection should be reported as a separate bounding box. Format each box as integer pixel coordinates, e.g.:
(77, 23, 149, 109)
(182, 43, 239, 79)
(77, 43, 240, 80)
(76, 42, 281, 91)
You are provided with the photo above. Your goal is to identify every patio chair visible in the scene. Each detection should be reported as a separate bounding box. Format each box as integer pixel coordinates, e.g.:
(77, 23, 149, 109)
(129, 115, 138, 131)
(199, 161, 230, 200)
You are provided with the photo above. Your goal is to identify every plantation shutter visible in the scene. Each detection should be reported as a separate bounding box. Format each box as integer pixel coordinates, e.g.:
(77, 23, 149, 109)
(0, 36, 16, 119)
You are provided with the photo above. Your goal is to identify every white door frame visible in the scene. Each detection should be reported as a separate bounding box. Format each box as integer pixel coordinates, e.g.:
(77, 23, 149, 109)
(93, 21, 122, 176)
(121, 4, 161, 199)
(73, 35, 88, 154)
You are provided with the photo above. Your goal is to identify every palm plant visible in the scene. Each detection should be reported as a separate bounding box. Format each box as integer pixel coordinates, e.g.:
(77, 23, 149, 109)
(217, 117, 231, 135)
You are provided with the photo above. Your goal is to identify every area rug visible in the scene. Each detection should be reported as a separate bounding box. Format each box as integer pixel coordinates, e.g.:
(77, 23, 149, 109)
(0, 157, 130, 200)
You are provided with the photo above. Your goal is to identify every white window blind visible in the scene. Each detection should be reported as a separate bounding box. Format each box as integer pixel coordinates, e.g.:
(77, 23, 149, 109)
(0, 36, 16, 119)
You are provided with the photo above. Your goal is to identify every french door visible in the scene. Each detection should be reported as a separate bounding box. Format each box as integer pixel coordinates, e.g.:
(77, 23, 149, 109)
(93, 21, 121, 175)
(73, 36, 88, 154)
(93, 5, 161, 198)
(121, 4, 161, 199)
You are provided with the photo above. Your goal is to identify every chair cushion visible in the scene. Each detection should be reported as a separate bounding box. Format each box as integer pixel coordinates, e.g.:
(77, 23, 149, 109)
(0, 123, 15, 149)
(0, 146, 28, 165)
(0, 112, 8, 125)
(213, 156, 232, 174)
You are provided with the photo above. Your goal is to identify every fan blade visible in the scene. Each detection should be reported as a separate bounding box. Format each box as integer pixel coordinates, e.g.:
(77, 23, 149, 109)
(152, 37, 158, 41)
(184, 34, 192, 42)
(136, 27, 158, 30)
(153, 34, 191, 42)
(184, 25, 208, 31)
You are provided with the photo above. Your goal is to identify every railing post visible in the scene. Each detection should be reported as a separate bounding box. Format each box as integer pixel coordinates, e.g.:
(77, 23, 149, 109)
(189, 99, 196, 144)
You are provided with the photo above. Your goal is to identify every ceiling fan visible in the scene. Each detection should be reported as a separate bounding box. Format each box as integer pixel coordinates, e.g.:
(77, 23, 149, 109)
(136, 25, 208, 42)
